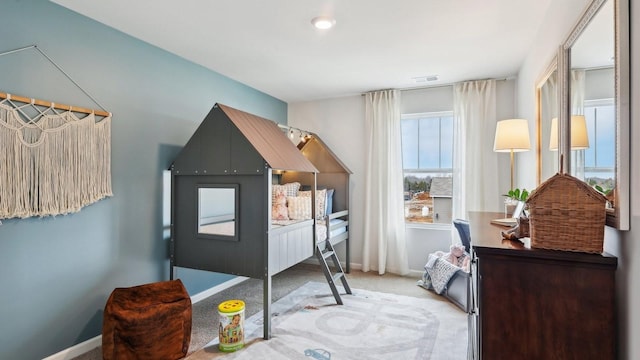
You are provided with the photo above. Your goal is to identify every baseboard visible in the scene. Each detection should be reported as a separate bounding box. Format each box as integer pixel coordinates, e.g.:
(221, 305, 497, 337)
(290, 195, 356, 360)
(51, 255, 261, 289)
(408, 269, 424, 278)
(42, 336, 102, 360)
(190, 275, 249, 304)
(43, 276, 250, 360)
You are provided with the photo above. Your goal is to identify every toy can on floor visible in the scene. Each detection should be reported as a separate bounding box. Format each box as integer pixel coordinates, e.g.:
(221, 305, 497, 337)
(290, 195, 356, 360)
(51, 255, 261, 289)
(218, 299, 245, 352)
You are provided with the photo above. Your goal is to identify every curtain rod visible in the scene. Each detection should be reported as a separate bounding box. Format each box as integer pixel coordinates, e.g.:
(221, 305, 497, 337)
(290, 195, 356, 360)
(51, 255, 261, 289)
(361, 76, 513, 96)
(0, 92, 111, 117)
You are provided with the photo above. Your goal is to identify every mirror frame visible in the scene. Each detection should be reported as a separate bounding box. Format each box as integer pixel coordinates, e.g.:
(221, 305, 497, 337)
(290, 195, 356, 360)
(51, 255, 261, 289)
(559, 0, 629, 230)
(535, 56, 558, 185)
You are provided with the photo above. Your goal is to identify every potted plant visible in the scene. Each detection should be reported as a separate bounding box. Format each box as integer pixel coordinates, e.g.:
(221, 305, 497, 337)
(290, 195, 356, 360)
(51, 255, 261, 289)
(506, 188, 529, 202)
(504, 188, 529, 217)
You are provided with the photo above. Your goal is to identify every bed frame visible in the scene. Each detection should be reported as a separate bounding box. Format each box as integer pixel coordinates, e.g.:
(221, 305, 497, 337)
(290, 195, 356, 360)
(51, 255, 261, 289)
(169, 104, 351, 340)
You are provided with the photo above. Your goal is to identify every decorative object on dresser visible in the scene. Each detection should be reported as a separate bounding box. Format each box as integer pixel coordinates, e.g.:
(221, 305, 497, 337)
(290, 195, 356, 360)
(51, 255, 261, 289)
(468, 211, 617, 360)
(526, 172, 606, 253)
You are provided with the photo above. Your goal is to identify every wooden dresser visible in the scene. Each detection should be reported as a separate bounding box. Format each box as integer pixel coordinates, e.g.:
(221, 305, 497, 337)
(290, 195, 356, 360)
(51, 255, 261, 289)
(468, 212, 617, 360)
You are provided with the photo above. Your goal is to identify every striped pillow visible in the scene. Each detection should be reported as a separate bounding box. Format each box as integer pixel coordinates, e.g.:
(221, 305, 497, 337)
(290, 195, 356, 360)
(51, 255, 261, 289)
(299, 189, 326, 219)
(287, 196, 311, 220)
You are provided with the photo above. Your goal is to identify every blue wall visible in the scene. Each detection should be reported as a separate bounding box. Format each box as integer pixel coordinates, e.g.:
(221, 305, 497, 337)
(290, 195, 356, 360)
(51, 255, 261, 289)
(0, 1, 286, 359)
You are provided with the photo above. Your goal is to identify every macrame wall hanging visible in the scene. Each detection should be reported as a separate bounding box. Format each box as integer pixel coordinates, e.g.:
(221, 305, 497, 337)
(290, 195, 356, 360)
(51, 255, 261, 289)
(0, 45, 113, 219)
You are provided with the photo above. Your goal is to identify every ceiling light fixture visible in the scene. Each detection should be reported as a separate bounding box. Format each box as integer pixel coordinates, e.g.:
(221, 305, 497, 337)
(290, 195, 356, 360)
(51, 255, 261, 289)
(311, 16, 336, 30)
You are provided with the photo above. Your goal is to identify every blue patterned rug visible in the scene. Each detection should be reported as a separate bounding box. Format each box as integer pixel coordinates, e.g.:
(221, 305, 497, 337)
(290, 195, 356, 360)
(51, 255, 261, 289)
(187, 281, 467, 360)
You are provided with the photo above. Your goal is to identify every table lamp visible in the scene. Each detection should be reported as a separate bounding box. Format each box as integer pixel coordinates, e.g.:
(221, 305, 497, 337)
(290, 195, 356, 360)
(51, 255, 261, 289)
(494, 119, 531, 190)
(549, 115, 590, 150)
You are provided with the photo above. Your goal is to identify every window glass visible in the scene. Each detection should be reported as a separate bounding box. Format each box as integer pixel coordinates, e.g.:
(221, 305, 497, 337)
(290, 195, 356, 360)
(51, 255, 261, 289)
(401, 119, 419, 169)
(418, 117, 440, 169)
(402, 112, 454, 224)
(197, 184, 239, 241)
(583, 100, 615, 192)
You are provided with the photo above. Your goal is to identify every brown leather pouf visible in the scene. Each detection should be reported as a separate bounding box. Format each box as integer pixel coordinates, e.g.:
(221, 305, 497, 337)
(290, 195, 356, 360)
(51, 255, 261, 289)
(102, 279, 192, 360)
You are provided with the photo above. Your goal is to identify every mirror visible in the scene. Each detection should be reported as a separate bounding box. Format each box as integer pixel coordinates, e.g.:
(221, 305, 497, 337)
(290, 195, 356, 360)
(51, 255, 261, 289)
(197, 184, 239, 240)
(561, 0, 629, 229)
(536, 59, 558, 184)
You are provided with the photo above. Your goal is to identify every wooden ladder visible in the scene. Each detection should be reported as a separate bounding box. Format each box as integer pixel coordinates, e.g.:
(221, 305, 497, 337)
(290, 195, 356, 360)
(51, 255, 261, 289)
(316, 240, 352, 304)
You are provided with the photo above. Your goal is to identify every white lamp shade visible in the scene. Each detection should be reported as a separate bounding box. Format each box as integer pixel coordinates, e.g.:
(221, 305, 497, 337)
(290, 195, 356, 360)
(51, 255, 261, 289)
(494, 119, 531, 152)
(549, 115, 589, 150)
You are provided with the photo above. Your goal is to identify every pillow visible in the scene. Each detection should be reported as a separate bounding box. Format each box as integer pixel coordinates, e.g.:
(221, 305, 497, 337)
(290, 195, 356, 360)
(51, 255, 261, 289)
(299, 189, 326, 219)
(271, 187, 288, 220)
(325, 189, 334, 215)
(272, 182, 300, 205)
(315, 189, 326, 219)
(287, 196, 311, 220)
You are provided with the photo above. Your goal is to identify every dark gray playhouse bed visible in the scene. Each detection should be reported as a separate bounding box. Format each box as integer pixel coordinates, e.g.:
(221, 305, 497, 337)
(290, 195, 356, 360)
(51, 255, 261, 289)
(169, 103, 351, 339)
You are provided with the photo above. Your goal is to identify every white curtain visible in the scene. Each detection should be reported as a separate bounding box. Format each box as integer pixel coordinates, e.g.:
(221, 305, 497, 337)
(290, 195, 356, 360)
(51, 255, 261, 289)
(362, 89, 409, 275)
(571, 69, 586, 179)
(541, 72, 558, 181)
(452, 80, 499, 223)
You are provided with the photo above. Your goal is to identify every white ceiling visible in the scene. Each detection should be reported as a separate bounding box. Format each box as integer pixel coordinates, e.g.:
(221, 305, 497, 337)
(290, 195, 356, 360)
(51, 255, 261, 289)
(52, 0, 553, 103)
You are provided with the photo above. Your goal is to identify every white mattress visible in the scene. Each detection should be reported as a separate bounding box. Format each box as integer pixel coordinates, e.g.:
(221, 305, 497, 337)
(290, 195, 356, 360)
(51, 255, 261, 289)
(270, 218, 347, 242)
(317, 219, 347, 242)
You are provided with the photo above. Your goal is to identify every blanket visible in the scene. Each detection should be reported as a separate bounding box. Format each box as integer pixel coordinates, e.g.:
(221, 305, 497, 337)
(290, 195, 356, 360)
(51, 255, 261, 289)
(420, 254, 468, 294)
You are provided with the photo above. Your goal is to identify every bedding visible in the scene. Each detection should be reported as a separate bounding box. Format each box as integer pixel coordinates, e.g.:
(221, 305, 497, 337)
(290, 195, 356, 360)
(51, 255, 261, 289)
(271, 219, 309, 227)
(271, 218, 347, 237)
(270, 185, 347, 247)
(316, 218, 348, 242)
(421, 253, 467, 294)
(418, 249, 472, 312)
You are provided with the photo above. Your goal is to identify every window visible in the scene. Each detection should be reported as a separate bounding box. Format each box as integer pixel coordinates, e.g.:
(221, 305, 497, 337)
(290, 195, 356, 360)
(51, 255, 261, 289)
(583, 99, 615, 192)
(197, 184, 239, 241)
(401, 112, 453, 224)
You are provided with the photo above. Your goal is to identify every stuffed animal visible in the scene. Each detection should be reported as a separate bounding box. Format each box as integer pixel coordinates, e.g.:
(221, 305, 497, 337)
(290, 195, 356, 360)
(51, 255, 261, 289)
(435, 244, 470, 272)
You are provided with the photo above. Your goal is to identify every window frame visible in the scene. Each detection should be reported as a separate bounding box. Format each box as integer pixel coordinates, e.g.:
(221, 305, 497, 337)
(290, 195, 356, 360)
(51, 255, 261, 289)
(401, 111, 454, 228)
(583, 98, 615, 179)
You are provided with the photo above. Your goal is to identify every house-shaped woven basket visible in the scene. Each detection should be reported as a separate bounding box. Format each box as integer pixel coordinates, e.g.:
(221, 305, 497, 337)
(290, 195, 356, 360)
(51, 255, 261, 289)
(525, 172, 607, 253)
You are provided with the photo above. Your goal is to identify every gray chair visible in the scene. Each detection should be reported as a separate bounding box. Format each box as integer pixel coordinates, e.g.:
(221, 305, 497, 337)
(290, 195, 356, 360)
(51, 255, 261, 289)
(453, 218, 471, 253)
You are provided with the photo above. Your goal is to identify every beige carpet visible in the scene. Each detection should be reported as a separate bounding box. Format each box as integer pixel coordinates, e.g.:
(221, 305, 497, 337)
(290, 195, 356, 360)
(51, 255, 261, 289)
(73, 263, 466, 360)
(187, 281, 467, 360)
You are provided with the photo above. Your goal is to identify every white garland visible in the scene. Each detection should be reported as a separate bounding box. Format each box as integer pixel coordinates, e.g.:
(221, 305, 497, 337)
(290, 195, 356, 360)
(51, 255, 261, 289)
(0, 102, 112, 219)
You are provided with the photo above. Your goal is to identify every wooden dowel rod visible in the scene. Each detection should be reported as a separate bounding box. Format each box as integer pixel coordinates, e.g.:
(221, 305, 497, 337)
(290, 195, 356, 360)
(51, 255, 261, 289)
(0, 91, 110, 117)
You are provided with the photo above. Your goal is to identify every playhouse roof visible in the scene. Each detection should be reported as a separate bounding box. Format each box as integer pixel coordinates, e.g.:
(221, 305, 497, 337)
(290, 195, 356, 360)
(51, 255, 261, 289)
(297, 134, 352, 174)
(219, 104, 318, 172)
(171, 103, 318, 174)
